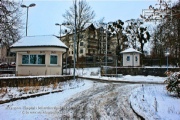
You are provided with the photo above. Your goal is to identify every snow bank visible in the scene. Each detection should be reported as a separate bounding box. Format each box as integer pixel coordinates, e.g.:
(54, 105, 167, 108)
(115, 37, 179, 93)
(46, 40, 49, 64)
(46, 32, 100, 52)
(0, 80, 94, 120)
(130, 85, 180, 120)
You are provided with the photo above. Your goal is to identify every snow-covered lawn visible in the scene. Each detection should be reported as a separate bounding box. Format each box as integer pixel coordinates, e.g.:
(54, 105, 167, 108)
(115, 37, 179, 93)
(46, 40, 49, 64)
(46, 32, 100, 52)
(0, 79, 85, 102)
(69, 67, 166, 83)
(130, 84, 180, 120)
(0, 80, 94, 120)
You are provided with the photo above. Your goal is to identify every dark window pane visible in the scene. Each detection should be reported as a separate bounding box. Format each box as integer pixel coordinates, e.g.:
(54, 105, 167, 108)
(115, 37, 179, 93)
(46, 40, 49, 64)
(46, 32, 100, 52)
(127, 56, 130, 61)
(135, 56, 138, 61)
(38, 55, 45, 64)
(50, 55, 57, 64)
(30, 55, 36, 64)
(80, 42, 83, 46)
(80, 49, 83, 53)
(22, 55, 29, 64)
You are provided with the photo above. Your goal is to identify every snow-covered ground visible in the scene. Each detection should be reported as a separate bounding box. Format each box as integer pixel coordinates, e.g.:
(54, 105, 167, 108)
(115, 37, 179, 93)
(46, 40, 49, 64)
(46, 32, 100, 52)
(130, 84, 180, 120)
(70, 67, 166, 83)
(0, 79, 85, 101)
(0, 67, 179, 119)
(0, 80, 94, 120)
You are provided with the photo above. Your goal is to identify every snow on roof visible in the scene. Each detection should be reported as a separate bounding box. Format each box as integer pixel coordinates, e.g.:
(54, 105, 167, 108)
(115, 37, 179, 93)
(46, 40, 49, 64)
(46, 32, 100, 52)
(61, 23, 96, 38)
(120, 48, 142, 54)
(11, 35, 68, 49)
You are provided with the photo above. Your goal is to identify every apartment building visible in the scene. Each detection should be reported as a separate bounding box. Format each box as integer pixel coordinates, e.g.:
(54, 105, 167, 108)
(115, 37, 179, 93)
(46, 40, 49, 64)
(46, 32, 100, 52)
(61, 24, 114, 64)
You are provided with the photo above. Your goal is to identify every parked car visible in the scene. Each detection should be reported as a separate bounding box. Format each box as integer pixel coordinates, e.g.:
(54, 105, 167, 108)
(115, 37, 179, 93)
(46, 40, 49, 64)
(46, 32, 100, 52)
(9, 62, 16, 68)
(0, 62, 9, 68)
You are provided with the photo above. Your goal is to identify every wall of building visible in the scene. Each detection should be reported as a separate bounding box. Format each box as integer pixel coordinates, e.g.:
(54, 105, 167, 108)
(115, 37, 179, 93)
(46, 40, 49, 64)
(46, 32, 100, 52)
(123, 53, 140, 66)
(16, 51, 63, 76)
(61, 24, 116, 62)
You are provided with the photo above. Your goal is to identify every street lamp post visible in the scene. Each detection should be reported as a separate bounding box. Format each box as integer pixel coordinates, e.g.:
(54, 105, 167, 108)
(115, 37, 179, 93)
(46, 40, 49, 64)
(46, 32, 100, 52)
(74, 0, 77, 80)
(55, 23, 64, 38)
(55, 23, 69, 75)
(55, 22, 70, 38)
(165, 49, 170, 71)
(21, 3, 36, 36)
(105, 24, 108, 68)
(55, 23, 61, 38)
(100, 23, 108, 67)
(100, 22, 113, 75)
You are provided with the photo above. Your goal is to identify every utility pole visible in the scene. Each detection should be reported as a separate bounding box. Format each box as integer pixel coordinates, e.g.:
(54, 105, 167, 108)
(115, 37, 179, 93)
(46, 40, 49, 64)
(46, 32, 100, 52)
(74, 0, 77, 80)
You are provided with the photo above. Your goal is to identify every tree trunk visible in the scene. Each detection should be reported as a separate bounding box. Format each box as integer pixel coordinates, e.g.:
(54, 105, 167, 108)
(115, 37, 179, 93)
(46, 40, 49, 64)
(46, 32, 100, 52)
(76, 33, 80, 62)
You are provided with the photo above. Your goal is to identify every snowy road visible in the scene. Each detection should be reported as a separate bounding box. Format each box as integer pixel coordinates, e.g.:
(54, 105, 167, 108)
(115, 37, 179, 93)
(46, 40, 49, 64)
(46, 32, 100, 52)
(49, 83, 141, 120)
(0, 80, 144, 120)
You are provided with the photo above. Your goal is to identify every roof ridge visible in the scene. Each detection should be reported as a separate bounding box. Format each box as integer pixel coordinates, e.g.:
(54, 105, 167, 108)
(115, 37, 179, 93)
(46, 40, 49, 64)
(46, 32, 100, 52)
(23, 35, 54, 37)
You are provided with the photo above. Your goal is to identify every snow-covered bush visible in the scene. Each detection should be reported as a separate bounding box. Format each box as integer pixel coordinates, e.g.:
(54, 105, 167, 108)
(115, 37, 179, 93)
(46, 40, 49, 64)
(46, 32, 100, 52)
(164, 71, 180, 97)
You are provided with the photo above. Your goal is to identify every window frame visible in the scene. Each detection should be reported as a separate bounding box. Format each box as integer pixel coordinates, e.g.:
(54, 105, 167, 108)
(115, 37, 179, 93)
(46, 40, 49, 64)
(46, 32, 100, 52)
(80, 49, 83, 54)
(37, 55, 46, 64)
(126, 56, 130, 61)
(135, 56, 138, 62)
(50, 54, 58, 65)
(22, 55, 29, 64)
(22, 54, 45, 65)
(80, 42, 83, 46)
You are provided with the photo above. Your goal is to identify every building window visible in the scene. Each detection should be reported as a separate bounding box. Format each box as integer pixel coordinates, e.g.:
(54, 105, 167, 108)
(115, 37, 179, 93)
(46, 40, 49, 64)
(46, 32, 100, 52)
(107, 45, 110, 49)
(50, 55, 57, 64)
(80, 42, 83, 46)
(135, 56, 138, 61)
(72, 51, 73, 54)
(126, 56, 130, 61)
(30, 55, 36, 64)
(22, 55, 29, 64)
(38, 55, 45, 64)
(80, 49, 83, 54)
(22, 54, 45, 64)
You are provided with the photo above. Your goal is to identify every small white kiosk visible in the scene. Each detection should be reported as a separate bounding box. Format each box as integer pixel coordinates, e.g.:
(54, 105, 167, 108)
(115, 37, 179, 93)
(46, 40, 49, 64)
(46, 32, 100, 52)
(120, 48, 141, 67)
(10, 35, 68, 76)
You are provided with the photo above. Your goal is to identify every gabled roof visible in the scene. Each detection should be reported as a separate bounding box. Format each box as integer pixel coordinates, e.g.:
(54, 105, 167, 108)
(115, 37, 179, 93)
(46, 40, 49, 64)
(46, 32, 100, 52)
(10, 35, 68, 49)
(120, 48, 142, 54)
(84, 23, 96, 30)
(61, 23, 96, 38)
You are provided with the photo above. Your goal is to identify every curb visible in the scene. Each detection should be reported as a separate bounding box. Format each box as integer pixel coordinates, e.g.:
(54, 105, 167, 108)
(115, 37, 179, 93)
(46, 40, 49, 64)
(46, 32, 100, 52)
(130, 101, 145, 120)
(0, 89, 63, 104)
(78, 76, 165, 84)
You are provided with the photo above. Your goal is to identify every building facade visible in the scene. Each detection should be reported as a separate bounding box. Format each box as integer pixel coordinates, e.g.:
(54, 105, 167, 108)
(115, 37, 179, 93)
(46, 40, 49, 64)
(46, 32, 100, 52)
(61, 24, 116, 66)
(10, 35, 68, 76)
(120, 48, 141, 67)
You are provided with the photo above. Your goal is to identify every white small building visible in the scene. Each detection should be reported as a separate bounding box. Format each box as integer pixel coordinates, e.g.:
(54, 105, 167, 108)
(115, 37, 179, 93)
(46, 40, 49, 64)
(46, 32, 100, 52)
(10, 35, 68, 76)
(120, 48, 141, 67)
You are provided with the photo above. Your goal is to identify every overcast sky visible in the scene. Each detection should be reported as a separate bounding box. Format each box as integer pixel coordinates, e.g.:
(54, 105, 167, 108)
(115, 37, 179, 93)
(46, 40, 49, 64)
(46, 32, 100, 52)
(19, 0, 178, 37)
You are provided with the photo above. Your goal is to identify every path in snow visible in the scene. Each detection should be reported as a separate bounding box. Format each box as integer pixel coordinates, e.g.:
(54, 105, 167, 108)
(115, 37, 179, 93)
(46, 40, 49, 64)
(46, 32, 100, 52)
(49, 83, 141, 120)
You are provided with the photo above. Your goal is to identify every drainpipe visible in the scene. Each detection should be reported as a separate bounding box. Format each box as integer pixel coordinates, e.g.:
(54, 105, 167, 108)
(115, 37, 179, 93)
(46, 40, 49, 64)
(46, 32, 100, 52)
(132, 53, 134, 67)
(62, 48, 68, 75)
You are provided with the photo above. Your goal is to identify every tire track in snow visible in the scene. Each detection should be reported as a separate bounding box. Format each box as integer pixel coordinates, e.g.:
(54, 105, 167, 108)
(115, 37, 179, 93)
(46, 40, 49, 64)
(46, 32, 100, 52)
(50, 83, 141, 120)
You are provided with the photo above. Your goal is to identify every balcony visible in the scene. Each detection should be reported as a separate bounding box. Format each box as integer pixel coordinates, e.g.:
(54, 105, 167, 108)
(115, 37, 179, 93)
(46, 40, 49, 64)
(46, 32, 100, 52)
(87, 45, 98, 49)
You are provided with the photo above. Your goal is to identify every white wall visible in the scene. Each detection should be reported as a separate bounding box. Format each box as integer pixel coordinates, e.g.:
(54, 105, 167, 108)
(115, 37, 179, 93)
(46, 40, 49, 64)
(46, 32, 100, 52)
(16, 51, 63, 76)
(122, 53, 140, 66)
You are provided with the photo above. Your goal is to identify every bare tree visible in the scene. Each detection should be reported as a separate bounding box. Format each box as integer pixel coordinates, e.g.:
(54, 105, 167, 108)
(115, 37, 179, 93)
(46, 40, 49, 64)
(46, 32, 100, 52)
(62, 0, 95, 60)
(0, 0, 22, 57)
(148, 0, 180, 66)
